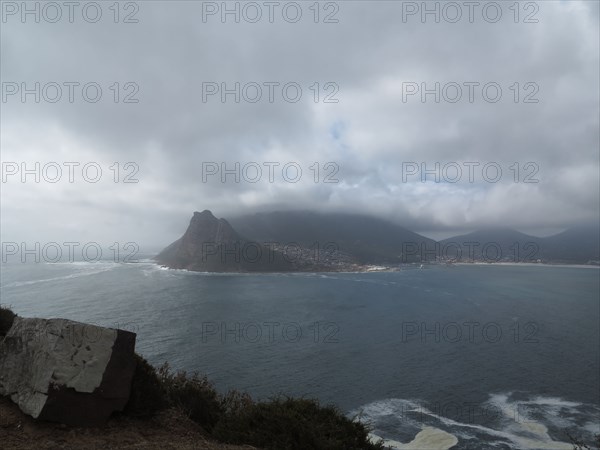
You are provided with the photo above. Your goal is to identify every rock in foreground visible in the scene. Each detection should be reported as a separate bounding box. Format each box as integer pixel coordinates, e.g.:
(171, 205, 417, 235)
(0, 317, 136, 426)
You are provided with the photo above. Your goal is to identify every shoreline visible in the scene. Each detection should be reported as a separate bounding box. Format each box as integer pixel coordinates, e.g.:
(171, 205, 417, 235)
(454, 262, 600, 269)
(152, 261, 600, 275)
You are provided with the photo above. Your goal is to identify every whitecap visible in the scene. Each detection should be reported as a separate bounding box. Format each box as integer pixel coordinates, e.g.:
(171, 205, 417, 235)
(353, 394, 594, 450)
(2, 263, 119, 288)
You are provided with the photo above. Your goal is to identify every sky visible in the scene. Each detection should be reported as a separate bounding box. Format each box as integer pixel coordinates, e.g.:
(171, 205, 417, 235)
(1, 0, 599, 249)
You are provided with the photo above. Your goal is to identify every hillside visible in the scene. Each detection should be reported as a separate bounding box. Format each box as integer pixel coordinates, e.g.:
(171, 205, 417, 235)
(439, 228, 543, 263)
(441, 225, 600, 264)
(229, 210, 436, 264)
(539, 224, 600, 263)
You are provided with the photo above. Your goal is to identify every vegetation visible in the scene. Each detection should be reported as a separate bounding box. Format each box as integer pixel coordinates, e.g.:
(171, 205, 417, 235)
(124, 356, 383, 449)
(0, 304, 16, 337)
(213, 396, 380, 450)
(156, 362, 223, 431)
(122, 353, 167, 418)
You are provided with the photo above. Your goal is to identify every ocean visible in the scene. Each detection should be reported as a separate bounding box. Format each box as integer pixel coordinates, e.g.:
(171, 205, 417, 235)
(1, 259, 599, 449)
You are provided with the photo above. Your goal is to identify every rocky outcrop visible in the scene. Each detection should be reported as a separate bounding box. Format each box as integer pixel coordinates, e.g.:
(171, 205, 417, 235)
(0, 317, 136, 426)
(155, 210, 298, 272)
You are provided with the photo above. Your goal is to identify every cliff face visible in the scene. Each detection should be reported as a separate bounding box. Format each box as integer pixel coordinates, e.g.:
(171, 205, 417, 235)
(155, 211, 296, 272)
(156, 210, 241, 266)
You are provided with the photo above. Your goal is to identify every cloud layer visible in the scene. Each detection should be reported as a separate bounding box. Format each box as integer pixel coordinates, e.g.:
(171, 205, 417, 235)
(1, 1, 598, 247)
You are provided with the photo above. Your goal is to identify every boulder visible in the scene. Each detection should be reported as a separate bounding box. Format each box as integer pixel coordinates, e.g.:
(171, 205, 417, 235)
(0, 317, 136, 426)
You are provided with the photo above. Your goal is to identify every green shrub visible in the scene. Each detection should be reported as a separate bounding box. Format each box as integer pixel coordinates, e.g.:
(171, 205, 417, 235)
(0, 305, 16, 337)
(122, 359, 382, 449)
(212, 396, 383, 450)
(157, 362, 224, 431)
(220, 389, 254, 416)
(123, 353, 168, 418)
(123, 359, 223, 429)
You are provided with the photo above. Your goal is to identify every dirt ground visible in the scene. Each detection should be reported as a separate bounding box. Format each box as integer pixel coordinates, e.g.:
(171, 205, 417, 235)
(0, 396, 258, 450)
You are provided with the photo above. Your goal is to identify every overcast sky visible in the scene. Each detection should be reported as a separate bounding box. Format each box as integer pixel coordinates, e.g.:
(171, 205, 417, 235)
(1, 0, 599, 248)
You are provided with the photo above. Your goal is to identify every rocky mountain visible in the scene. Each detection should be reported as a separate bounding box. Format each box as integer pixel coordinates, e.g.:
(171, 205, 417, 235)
(155, 210, 355, 272)
(155, 210, 296, 272)
(156, 211, 600, 271)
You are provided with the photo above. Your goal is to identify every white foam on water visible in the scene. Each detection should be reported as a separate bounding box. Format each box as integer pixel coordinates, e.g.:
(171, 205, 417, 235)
(583, 421, 600, 435)
(490, 393, 600, 447)
(354, 394, 598, 450)
(523, 395, 582, 409)
(2, 262, 120, 288)
(140, 263, 223, 277)
(139, 262, 173, 277)
(50, 260, 118, 266)
(352, 398, 422, 425)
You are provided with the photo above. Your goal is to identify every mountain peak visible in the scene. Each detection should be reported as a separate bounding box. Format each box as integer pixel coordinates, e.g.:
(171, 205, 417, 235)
(193, 210, 215, 218)
(155, 211, 297, 272)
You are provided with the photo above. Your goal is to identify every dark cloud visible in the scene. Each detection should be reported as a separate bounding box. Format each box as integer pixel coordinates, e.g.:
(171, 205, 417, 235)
(1, 1, 598, 247)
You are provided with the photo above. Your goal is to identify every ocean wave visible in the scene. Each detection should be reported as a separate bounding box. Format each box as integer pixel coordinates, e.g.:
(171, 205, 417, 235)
(138, 263, 245, 277)
(1, 262, 120, 288)
(353, 393, 599, 449)
(48, 260, 121, 266)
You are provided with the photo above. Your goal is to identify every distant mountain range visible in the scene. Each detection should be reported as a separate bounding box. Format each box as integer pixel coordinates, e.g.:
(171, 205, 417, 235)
(155, 210, 600, 272)
(440, 225, 600, 264)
